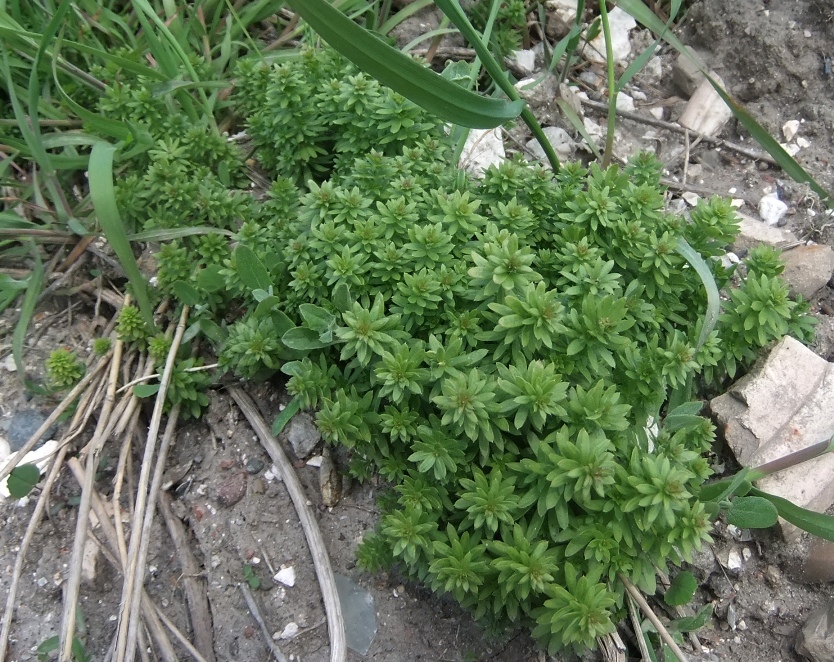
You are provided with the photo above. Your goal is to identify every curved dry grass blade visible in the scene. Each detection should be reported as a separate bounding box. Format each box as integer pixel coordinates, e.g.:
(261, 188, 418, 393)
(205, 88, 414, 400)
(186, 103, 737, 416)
(228, 386, 347, 662)
(284, 0, 523, 129)
(618, 0, 832, 204)
(89, 142, 154, 329)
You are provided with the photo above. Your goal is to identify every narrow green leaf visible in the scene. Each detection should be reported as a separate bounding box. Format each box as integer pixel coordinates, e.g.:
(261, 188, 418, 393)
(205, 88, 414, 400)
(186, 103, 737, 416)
(675, 238, 719, 348)
(667, 401, 704, 417)
(234, 246, 272, 291)
(272, 396, 301, 435)
(128, 226, 234, 242)
(618, 0, 831, 203)
(7, 463, 40, 498)
(663, 414, 706, 433)
(749, 487, 834, 542)
(664, 570, 698, 607)
(89, 143, 154, 328)
(11, 243, 42, 378)
(283, 0, 523, 128)
(727, 495, 779, 529)
(133, 384, 160, 398)
(698, 467, 752, 503)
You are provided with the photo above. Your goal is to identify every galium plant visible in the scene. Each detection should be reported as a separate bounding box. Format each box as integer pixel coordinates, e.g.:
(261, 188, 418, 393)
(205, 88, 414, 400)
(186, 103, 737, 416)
(94, 45, 815, 655)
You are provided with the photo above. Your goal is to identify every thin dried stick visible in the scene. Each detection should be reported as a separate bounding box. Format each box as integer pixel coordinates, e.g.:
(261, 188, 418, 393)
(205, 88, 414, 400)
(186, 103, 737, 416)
(65, 458, 179, 662)
(117, 306, 189, 662)
(228, 387, 346, 662)
(0, 352, 111, 483)
(112, 412, 142, 567)
(158, 490, 217, 662)
(240, 584, 289, 662)
(0, 445, 69, 661)
(619, 574, 689, 662)
(152, 605, 211, 662)
(626, 591, 653, 661)
(60, 332, 124, 661)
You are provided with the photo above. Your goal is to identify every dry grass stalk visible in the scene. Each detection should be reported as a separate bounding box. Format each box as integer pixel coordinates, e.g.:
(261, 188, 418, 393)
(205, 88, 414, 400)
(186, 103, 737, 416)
(116, 306, 189, 662)
(619, 574, 690, 662)
(229, 386, 347, 662)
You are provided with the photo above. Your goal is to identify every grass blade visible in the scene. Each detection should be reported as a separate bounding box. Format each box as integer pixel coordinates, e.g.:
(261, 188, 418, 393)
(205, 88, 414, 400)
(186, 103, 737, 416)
(284, 0, 524, 129)
(750, 487, 834, 542)
(675, 238, 720, 348)
(88, 142, 154, 328)
(618, 0, 832, 204)
(11, 242, 43, 379)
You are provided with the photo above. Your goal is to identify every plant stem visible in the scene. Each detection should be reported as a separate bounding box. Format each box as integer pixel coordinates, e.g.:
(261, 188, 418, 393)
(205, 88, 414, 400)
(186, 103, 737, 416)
(619, 574, 690, 662)
(598, 0, 617, 167)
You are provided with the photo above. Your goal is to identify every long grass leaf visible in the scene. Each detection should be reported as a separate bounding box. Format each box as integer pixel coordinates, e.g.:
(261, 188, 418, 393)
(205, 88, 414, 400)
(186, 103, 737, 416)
(284, 0, 523, 128)
(749, 487, 834, 543)
(675, 238, 720, 348)
(88, 142, 154, 328)
(379, 0, 433, 35)
(11, 242, 43, 378)
(618, 0, 832, 203)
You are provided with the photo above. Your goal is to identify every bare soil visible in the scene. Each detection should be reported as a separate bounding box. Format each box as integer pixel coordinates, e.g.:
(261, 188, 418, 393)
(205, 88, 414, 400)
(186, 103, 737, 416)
(2, 1, 834, 661)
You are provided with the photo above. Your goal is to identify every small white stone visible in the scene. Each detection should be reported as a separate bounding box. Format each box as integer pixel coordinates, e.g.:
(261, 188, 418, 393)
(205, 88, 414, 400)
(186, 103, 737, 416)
(644, 56, 663, 79)
(758, 194, 788, 226)
(459, 128, 505, 177)
(274, 566, 296, 587)
(726, 548, 743, 573)
(306, 455, 323, 467)
(587, 8, 637, 64)
(2, 355, 16, 372)
(510, 49, 536, 76)
(804, 29, 812, 38)
(630, 89, 647, 101)
(682, 192, 700, 207)
(797, 137, 811, 149)
(742, 547, 753, 562)
(616, 92, 635, 112)
(781, 142, 801, 157)
(730, 199, 745, 209)
(649, 107, 665, 120)
(526, 127, 575, 166)
(728, 187, 737, 194)
(276, 622, 299, 640)
(782, 120, 800, 141)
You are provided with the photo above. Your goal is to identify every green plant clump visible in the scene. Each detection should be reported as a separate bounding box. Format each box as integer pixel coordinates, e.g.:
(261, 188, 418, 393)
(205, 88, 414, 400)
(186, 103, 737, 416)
(95, 47, 815, 655)
(45, 348, 85, 390)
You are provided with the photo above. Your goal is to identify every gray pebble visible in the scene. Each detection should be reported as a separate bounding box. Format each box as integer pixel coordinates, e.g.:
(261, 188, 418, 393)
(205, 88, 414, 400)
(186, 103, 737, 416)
(245, 457, 264, 475)
(5, 409, 57, 451)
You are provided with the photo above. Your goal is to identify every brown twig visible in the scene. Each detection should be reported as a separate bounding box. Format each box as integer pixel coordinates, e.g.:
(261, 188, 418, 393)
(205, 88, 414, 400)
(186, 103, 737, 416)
(158, 491, 217, 662)
(239, 583, 289, 662)
(228, 387, 347, 662)
(578, 96, 777, 165)
(119, 306, 189, 662)
(0, 445, 69, 661)
(619, 574, 690, 662)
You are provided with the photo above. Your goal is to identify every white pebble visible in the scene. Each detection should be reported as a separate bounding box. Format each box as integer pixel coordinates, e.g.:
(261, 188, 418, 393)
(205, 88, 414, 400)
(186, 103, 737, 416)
(758, 193, 788, 226)
(274, 566, 296, 587)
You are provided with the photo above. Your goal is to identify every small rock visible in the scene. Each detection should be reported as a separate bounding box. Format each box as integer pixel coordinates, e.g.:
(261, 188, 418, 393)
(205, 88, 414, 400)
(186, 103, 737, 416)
(5, 409, 57, 452)
(707, 573, 734, 600)
(460, 127, 505, 177)
(758, 193, 788, 226)
(277, 622, 299, 640)
(765, 565, 782, 587)
(510, 49, 536, 76)
(679, 75, 732, 137)
(526, 127, 574, 165)
(578, 70, 602, 88)
(649, 107, 665, 120)
(547, 0, 579, 25)
(672, 46, 708, 98)
(615, 92, 635, 112)
(724, 548, 743, 574)
(216, 471, 247, 507)
(732, 212, 798, 253)
(245, 457, 264, 475)
(742, 547, 753, 562)
(795, 538, 834, 584)
(783, 120, 800, 142)
(274, 566, 296, 587)
(796, 600, 834, 662)
(286, 412, 321, 459)
(587, 8, 636, 65)
(682, 192, 700, 207)
(2, 355, 16, 372)
(306, 455, 323, 468)
(781, 244, 834, 300)
(644, 56, 663, 80)
(320, 446, 342, 508)
(797, 137, 811, 149)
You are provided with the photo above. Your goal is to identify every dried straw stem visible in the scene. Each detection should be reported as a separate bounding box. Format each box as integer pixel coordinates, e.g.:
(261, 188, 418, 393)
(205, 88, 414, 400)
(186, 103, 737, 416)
(619, 574, 690, 662)
(228, 386, 346, 662)
(115, 306, 189, 662)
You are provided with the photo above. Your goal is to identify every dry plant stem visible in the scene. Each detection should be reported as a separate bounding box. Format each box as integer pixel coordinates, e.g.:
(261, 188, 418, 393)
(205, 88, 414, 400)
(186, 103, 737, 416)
(619, 574, 690, 662)
(578, 97, 778, 165)
(65, 458, 180, 662)
(60, 334, 124, 661)
(0, 352, 111, 483)
(113, 412, 142, 566)
(118, 306, 189, 662)
(240, 584, 289, 662)
(0, 445, 69, 661)
(152, 605, 211, 662)
(158, 491, 217, 662)
(228, 386, 347, 662)
(626, 592, 652, 661)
